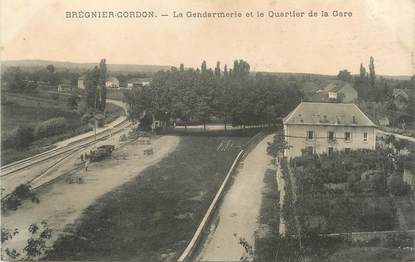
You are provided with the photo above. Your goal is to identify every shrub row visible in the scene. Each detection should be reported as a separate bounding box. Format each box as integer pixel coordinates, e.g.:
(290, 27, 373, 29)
(2, 117, 68, 149)
(35, 117, 68, 138)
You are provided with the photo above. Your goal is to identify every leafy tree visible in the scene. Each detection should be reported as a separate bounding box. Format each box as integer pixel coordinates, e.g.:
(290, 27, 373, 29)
(407, 76, 415, 127)
(83, 58, 107, 112)
(46, 64, 58, 86)
(392, 139, 409, 154)
(3, 67, 26, 92)
(67, 94, 80, 110)
(267, 132, 290, 158)
(10, 125, 35, 149)
(359, 63, 367, 81)
(1, 222, 53, 260)
(214, 61, 221, 79)
(369, 56, 376, 87)
(390, 175, 410, 196)
(85, 66, 99, 110)
(46, 64, 55, 74)
(123, 59, 303, 131)
(337, 69, 352, 82)
(97, 58, 107, 111)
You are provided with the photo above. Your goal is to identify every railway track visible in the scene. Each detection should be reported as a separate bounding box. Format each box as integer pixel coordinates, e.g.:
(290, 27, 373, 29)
(1, 119, 131, 199)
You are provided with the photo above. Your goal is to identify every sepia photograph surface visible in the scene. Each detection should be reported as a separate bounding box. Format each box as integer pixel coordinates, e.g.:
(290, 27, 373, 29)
(0, 0, 414, 261)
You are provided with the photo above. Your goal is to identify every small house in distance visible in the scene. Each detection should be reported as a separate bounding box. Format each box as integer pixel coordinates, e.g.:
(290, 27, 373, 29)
(105, 77, 120, 89)
(378, 116, 390, 127)
(283, 102, 376, 158)
(89, 113, 105, 127)
(127, 78, 152, 88)
(314, 82, 358, 103)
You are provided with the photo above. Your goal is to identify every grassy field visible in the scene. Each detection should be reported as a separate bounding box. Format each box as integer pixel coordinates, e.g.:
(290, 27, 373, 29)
(1, 100, 82, 137)
(47, 135, 251, 261)
(1, 92, 124, 165)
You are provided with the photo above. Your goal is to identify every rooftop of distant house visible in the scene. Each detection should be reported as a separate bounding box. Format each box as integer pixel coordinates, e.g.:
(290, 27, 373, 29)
(318, 82, 356, 93)
(107, 76, 119, 82)
(283, 102, 376, 127)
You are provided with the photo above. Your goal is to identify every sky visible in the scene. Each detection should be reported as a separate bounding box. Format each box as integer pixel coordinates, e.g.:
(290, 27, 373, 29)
(1, 0, 414, 75)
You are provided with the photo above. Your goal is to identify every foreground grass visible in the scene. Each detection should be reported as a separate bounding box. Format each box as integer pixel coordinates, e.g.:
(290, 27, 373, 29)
(254, 167, 280, 261)
(47, 136, 250, 261)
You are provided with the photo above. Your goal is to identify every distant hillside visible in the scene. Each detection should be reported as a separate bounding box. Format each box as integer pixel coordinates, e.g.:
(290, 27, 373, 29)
(1, 59, 171, 73)
(377, 75, 413, 81)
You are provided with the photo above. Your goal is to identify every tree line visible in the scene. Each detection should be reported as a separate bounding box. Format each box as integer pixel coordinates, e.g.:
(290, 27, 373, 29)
(83, 59, 107, 112)
(124, 59, 303, 130)
(2, 65, 80, 92)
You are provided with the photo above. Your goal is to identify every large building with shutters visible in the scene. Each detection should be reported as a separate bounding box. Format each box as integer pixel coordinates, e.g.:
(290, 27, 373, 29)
(283, 102, 377, 158)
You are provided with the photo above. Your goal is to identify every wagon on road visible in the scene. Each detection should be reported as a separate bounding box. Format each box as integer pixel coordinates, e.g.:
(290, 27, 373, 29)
(90, 145, 115, 161)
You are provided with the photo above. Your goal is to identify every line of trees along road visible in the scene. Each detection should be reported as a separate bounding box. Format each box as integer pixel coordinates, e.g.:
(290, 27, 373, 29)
(84, 59, 107, 112)
(124, 59, 303, 130)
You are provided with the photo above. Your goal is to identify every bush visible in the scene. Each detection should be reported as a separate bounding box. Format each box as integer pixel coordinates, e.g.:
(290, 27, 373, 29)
(2, 195, 22, 211)
(390, 175, 410, 196)
(50, 93, 59, 100)
(385, 232, 414, 248)
(1, 184, 38, 213)
(35, 117, 68, 138)
(81, 113, 93, 124)
(14, 184, 32, 199)
(5, 125, 35, 149)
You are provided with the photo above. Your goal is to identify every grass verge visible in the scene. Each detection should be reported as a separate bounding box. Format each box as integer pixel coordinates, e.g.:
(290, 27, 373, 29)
(254, 167, 280, 261)
(47, 136, 250, 261)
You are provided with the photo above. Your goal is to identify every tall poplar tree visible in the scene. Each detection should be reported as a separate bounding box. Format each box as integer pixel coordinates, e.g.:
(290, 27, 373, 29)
(359, 63, 366, 81)
(369, 56, 376, 87)
(98, 58, 107, 112)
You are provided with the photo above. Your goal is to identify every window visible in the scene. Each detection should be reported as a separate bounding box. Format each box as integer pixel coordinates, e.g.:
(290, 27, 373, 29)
(328, 131, 335, 141)
(307, 131, 314, 140)
(363, 132, 368, 142)
(328, 147, 334, 155)
(345, 132, 351, 142)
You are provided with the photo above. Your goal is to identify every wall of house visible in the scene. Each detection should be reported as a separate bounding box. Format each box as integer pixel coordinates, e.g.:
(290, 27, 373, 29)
(78, 79, 85, 89)
(283, 124, 376, 158)
(342, 90, 358, 103)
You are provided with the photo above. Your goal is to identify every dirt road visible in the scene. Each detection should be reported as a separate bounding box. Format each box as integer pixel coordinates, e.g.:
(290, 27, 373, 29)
(197, 134, 274, 261)
(1, 135, 179, 258)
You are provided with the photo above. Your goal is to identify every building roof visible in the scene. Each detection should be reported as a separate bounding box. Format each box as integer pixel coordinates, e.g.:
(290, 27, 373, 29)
(106, 76, 119, 82)
(93, 113, 105, 120)
(331, 83, 357, 93)
(283, 102, 376, 127)
(322, 82, 337, 92)
(78, 74, 87, 80)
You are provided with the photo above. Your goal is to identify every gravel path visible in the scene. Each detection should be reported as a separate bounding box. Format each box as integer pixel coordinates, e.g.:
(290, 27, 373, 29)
(197, 134, 274, 261)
